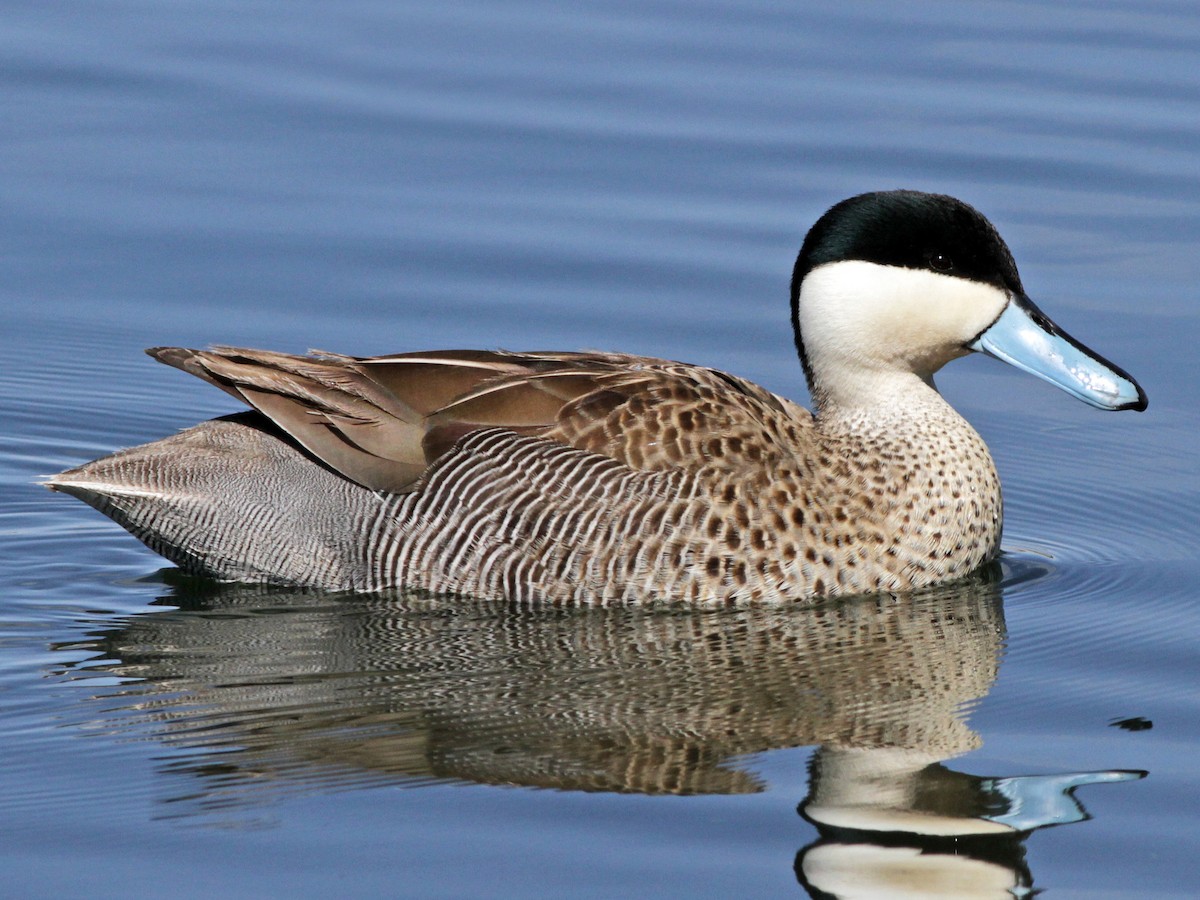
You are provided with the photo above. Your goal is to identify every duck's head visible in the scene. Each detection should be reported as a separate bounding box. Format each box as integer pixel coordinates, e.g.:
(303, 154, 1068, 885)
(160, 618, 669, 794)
(790, 190, 1147, 413)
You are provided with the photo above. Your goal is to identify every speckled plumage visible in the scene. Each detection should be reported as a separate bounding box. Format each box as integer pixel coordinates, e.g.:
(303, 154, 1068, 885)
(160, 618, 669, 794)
(50, 348, 1000, 604)
(47, 191, 1143, 604)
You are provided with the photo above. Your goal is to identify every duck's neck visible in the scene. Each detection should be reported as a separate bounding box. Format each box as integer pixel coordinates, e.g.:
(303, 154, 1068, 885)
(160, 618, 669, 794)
(809, 367, 1004, 588)
(811, 367, 950, 427)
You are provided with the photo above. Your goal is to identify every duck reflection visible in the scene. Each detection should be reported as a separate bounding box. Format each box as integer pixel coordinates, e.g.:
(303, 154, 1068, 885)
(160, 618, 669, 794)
(797, 751, 1142, 897)
(57, 564, 1142, 894)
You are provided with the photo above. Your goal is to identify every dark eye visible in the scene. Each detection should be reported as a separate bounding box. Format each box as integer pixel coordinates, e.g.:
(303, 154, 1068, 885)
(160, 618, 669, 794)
(929, 252, 953, 272)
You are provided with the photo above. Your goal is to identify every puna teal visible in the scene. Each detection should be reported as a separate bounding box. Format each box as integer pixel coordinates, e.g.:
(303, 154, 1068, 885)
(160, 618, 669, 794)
(47, 191, 1147, 604)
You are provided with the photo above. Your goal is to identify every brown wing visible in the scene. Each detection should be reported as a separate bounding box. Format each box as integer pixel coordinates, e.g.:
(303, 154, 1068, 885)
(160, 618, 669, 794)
(148, 346, 810, 493)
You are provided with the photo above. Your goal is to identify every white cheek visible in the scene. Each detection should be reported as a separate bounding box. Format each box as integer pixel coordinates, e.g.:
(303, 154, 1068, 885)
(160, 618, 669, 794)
(799, 261, 1010, 371)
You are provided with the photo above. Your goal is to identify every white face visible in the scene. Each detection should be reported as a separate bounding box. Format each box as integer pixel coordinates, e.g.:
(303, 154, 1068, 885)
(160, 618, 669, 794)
(798, 259, 1011, 405)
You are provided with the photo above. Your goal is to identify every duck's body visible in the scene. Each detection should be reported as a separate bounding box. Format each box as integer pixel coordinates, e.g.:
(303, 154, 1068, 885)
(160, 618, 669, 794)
(48, 191, 1145, 604)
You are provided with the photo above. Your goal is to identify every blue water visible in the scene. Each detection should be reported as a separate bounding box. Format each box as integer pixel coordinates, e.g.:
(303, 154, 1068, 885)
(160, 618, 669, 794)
(3, 1, 1199, 897)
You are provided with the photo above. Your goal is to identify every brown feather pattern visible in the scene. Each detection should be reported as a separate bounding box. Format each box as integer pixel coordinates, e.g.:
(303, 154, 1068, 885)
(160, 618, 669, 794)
(49, 346, 1002, 604)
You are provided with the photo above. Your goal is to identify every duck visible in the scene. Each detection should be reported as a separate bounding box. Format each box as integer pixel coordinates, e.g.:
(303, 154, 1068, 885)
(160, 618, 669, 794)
(47, 190, 1147, 605)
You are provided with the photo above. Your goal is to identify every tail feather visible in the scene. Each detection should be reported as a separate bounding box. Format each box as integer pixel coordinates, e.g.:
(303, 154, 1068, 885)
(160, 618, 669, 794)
(46, 413, 385, 589)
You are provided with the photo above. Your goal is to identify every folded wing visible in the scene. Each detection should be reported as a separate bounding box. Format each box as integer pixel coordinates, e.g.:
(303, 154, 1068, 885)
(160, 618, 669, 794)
(149, 346, 808, 493)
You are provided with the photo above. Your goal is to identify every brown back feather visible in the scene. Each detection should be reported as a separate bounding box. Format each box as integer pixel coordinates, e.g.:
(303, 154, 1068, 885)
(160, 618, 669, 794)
(148, 346, 810, 494)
